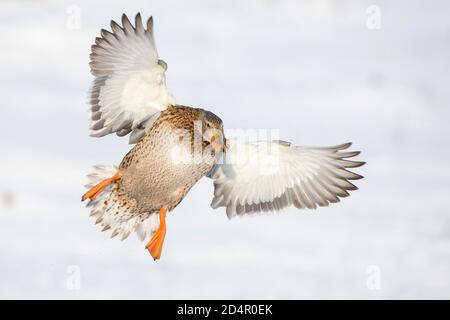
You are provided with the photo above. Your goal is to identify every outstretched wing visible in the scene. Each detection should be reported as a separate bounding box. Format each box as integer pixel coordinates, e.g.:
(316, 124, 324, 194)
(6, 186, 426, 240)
(89, 13, 174, 144)
(208, 140, 365, 218)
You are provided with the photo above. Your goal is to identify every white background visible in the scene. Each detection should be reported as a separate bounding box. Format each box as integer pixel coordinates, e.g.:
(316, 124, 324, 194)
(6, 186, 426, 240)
(0, 0, 449, 299)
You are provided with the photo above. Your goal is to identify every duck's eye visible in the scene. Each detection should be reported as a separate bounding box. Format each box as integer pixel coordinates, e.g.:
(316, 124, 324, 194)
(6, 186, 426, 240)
(157, 59, 167, 71)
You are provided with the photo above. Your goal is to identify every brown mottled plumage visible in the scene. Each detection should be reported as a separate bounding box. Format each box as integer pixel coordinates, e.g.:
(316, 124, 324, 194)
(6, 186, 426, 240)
(82, 13, 364, 260)
(119, 105, 223, 213)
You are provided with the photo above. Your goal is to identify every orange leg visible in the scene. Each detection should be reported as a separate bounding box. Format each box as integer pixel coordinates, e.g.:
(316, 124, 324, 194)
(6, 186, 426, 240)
(81, 171, 122, 201)
(146, 208, 167, 260)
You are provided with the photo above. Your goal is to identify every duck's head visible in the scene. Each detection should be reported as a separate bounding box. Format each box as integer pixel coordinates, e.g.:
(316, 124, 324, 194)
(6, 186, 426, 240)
(202, 110, 226, 154)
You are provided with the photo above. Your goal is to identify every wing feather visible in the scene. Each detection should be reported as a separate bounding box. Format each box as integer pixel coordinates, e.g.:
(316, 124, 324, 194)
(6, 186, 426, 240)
(209, 139, 365, 218)
(88, 13, 174, 143)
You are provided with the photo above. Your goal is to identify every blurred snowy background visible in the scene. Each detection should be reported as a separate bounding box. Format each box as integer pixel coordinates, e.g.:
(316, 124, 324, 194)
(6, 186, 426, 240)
(1, 0, 449, 299)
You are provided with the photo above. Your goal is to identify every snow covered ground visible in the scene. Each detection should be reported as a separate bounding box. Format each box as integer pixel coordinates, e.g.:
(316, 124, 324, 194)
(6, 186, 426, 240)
(0, 0, 449, 299)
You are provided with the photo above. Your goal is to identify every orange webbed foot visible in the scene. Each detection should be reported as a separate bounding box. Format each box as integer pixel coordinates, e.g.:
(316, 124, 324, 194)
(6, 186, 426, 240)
(145, 208, 167, 260)
(81, 171, 122, 201)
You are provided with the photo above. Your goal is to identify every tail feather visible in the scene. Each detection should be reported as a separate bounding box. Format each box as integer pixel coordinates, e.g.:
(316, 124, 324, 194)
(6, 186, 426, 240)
(84, 165, 159, 241)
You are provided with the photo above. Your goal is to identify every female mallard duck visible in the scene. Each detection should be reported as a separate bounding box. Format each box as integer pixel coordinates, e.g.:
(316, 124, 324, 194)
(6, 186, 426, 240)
(82, 13, 365, 260)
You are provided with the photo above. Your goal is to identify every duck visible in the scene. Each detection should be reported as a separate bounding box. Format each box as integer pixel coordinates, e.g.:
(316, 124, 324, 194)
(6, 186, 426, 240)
(82, 13, 365, 260)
